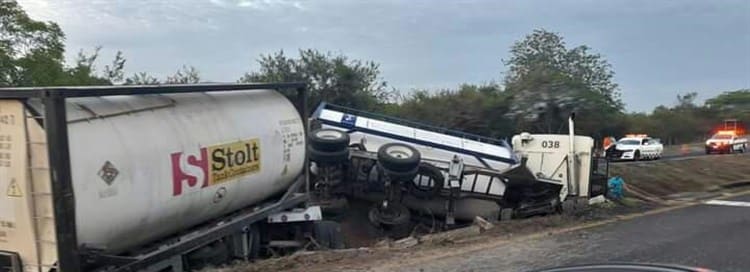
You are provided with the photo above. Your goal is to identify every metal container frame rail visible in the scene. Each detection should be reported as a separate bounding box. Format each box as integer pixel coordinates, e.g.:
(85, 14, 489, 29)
(0, 83, 309, 272)
(312, 102, 516, 170)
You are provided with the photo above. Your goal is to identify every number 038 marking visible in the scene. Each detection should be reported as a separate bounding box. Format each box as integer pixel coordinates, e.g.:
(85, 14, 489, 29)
(541, 140, 560, 148)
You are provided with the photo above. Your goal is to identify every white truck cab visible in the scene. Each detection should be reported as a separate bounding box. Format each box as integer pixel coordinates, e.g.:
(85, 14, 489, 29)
(607, 134, 663, 161)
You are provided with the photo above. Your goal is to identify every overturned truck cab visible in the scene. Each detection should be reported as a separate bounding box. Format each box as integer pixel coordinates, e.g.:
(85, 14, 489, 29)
(309, 103, 608, 232)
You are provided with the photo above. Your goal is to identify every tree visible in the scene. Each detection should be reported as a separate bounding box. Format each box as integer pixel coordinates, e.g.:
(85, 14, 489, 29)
(386, 83, 514, 139)
(165, 65, 200, 84)
(61, 47, 112, 85)
(0, 1, 127, 86)
(124, 66, 201, 85)
(124, 72, 160, 85)
(706, 89, 750, 119)
(0, 0, 65, 86)
(503, 29, 623, 136)
(104, 51, 126, 83)
(240, 49, 391, 110)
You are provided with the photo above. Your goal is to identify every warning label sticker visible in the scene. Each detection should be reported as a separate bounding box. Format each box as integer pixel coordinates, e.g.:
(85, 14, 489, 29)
(0, 175, 14, 223)
(6, 178, 21, 197)
(0, 100, 25, 224)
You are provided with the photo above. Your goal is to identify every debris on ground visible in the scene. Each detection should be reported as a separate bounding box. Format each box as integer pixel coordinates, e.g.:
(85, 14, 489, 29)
(208, 199, 651, 272)
(473, 216, 494, 231)
(418, 225, 481, 245)
(392, 237, 418, 249)
(209, 154, 750, 272)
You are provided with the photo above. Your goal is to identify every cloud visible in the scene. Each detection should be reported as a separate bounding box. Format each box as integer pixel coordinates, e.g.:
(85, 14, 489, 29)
(14, 0, 750, 111)
(209, 0, 227, 7)
(208, 0, 305, 10)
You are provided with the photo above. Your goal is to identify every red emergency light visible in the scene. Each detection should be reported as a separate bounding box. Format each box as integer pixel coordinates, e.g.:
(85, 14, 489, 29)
(715, 130, 737, 136)
(710, 119, 746, 136)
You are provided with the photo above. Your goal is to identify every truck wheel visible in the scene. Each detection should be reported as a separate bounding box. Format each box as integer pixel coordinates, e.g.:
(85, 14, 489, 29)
(309, 147, 349, 164)
(369, 203, 411, 227)
(407, 163, 445, 199)
(633, 151, 640, 161)
(377, 143, 421, 172)
(309, 129, 350, 152)
(313, 220, 345, 249)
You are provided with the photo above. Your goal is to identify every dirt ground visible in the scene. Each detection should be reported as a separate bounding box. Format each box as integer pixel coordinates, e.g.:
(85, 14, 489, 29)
(208, 200, 652, 272)
(206, 154, 750, 272)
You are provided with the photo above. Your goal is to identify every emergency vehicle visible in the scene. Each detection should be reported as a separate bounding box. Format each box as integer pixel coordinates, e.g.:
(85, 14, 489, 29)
(606, 134, 664, 161)
(705, 119, 748, 154)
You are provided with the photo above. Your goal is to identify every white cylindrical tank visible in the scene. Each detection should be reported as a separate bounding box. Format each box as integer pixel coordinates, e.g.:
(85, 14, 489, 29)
(32, 90, 306, 253)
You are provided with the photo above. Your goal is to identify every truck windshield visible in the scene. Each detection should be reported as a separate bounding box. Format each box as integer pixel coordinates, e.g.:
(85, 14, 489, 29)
(618, 140, 640, 145)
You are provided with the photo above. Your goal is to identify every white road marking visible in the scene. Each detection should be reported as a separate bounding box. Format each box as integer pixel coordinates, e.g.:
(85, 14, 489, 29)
(704, 199, 750, 207)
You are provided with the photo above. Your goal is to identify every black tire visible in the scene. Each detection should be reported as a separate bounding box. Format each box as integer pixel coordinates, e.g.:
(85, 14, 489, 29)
(377, 143, 421, 172)
(633, 151, 640, 161)
(309, 147, 349, 164)
(309, 129, 350, 152)
(368, 203, 411, 226)
(407, 163, 445, 199)
(313, 220, 345, 249)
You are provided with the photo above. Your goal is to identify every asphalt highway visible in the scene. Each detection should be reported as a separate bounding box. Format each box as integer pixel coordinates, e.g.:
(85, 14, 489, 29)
(393, 193, 750, 272)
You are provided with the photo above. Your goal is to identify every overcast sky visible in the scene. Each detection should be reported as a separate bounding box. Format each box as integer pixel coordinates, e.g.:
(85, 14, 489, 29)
(17, 0, 750, 112)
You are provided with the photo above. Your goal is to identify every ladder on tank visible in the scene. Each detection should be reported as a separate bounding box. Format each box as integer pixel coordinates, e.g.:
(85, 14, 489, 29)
(24, 111, 59, 271)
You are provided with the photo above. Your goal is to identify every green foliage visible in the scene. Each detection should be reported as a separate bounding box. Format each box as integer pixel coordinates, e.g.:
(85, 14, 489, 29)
(706, 89, 750, 117)
(124, 72, 160, 85)
(503, 29, 623, 136)
(0, 0, 127, 86)
(240, 49, 392, 111)
(61, 47, 112, 85)
(104, 51, 126, 83)
(1, 1, 199, 87)
(165, 65, 200, 84)
(632, 90, 750, 144)
(123, 66, 201, 85)
(0, 0, 65, 86)
(386, 83, 513, 139)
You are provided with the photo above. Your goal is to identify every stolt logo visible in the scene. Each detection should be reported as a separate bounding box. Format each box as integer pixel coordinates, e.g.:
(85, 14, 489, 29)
(171, 139, 261, 196)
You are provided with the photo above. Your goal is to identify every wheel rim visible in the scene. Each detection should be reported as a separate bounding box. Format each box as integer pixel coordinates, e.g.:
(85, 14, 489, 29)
(386, 145, 414, 159)
(315, 130, 343, 140)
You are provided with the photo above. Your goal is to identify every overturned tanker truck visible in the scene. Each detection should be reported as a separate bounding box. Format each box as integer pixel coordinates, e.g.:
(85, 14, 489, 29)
(0, 83, 347, 272)
(308, 103, 609, 233)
